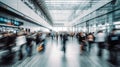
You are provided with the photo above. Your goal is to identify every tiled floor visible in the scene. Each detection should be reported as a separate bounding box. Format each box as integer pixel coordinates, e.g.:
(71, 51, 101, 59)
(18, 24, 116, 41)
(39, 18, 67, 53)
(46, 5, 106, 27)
(0, 37, 119, 67)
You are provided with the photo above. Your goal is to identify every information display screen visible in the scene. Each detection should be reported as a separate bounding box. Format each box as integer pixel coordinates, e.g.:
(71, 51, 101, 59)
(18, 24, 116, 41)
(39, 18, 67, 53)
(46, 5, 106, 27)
(0, 16, 23, 26)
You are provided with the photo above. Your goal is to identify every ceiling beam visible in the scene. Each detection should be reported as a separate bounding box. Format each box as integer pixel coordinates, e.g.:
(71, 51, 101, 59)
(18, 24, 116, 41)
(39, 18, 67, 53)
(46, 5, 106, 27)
(32, 0, 53, 26)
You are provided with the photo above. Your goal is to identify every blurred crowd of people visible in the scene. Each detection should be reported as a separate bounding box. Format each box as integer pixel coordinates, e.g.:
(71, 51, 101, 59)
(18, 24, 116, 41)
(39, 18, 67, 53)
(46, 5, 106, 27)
(53, 28, 120, 65)
(0, 28, 120, 65)
(0, 29, 49, 60)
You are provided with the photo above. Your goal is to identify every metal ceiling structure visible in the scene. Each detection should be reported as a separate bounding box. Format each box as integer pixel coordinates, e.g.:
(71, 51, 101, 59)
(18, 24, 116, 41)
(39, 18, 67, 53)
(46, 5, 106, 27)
(42, 0, 110, 26)
(45, 0, 95, 10)
(26, 0, 53, 25)
(26, 0, 111, 27)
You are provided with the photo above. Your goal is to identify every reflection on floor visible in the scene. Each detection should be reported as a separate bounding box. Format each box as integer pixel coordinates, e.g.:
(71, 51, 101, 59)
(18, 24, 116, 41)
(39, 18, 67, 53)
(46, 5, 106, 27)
(0, 37, 119, 67)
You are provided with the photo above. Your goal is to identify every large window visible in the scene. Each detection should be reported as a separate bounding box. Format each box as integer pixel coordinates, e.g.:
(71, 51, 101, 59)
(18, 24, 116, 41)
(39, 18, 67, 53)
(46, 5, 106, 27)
(114, 9, 120, 22)
(114, 0, 120, 10)
(75, 1, 120, 33)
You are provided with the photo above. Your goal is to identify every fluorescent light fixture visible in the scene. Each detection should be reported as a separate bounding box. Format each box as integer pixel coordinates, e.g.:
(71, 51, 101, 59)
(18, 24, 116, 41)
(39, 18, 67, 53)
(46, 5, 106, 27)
(114, 21, 120, 25)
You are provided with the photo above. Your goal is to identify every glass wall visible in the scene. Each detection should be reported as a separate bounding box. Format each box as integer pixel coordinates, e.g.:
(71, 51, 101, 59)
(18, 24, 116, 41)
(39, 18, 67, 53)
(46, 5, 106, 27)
(75, 0, 120, 34)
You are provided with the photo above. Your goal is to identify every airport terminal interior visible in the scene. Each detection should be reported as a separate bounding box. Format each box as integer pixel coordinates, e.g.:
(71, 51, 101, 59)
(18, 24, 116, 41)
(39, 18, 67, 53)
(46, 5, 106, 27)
(0, 0, 120, 67)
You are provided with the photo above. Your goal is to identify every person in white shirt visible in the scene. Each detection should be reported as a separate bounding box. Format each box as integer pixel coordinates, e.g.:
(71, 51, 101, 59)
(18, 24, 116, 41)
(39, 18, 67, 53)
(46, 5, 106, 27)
(16, 31, 26, 60)
(95, 30, 106, 57)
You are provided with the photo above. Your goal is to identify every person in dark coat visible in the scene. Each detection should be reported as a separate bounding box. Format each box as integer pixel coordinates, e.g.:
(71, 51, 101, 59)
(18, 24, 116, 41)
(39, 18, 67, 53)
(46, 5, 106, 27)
(62, 33, 68, 53)
(26, 33, 33, 56)
(78, 32, 86, 54)
(107, 29, 120, 65)
(36, 32, 42, 45)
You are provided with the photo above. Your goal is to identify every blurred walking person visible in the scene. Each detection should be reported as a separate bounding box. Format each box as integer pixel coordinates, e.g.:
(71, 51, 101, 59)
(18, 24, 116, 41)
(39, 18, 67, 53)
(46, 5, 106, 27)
(95, 30, 106, 57)
(40, 32, 47, 50)
(51, 31, 54, 40)
(36, 32, 47, 52)
(87, 33, 95, 53)
(56, 32, 59, 44)
(26, 32, 33, 57)
(107, 29, 120, 65)
(78, 32, 86, 54)
(62, 32, 68, 53)
(36, 32, 41, 45)
(60, 33, 63, 40)
(16, 31, 26, 60)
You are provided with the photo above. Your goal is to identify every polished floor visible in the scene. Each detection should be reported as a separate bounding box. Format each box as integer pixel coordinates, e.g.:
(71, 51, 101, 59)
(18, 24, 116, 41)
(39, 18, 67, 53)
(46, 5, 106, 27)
(0, 37, 119, 67)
